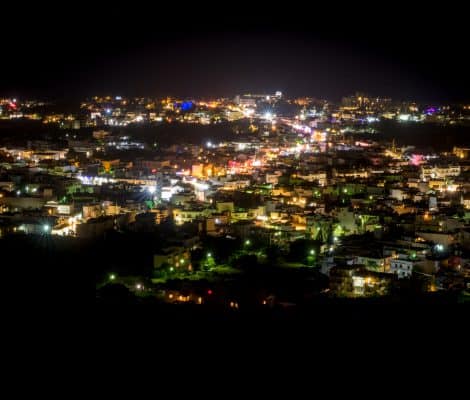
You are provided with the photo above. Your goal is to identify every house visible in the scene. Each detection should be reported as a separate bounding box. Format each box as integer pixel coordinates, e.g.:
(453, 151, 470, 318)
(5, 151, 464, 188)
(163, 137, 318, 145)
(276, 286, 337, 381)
(390, 255, 414, 279)
(154, 246, 192, 271)
(329, 265, 392, 297)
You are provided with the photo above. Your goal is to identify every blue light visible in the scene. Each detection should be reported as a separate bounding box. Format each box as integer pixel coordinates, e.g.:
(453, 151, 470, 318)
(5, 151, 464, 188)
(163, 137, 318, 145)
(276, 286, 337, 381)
(175, 101, 193, 111)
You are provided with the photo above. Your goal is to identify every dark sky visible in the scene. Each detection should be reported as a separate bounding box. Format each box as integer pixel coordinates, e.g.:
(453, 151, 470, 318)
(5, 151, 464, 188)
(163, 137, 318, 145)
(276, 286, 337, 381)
(1, 3, 468, 102)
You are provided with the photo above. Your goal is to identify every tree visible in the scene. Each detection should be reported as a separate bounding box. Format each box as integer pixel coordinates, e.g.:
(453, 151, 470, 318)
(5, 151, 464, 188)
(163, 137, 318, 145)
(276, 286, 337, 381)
(97, 283, 137, 304)
(202, 253, 216, 271)
(288, 239, 321, 263)
(233, 254, 258, 270)
(265, 245, 282, 265)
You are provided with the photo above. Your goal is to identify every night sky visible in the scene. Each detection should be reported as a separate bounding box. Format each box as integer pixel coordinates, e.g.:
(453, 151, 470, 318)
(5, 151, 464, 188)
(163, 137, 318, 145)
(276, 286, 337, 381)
(1, 4, 468, 102)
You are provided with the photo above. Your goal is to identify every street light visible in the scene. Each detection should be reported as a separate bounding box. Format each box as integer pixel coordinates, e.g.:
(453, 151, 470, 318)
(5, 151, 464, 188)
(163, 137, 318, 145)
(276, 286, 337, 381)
(310, 249, 315, 255)
(245, 240, 251, 246)
(109, 274, 116, 281)
(43, 224, 50, 233)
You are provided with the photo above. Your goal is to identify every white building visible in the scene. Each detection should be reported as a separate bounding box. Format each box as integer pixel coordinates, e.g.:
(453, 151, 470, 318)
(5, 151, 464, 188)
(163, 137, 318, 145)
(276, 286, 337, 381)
(390, 256, 414, 278)
(421, 165, 460, 181)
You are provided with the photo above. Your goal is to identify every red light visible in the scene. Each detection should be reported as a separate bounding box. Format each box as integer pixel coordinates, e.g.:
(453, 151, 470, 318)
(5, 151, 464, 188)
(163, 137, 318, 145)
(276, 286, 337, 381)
(151, 169, 157, 173)
(207, 290, 213, 295)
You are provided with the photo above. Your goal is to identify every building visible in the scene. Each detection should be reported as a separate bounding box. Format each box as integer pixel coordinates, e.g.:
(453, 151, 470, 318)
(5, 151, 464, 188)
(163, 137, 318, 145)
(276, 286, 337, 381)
(329, 265, 392, 297)
(453, 147, 470, 159)
(390, 255, 414, 279)
(421, 165, 460, 181)
(154, 246, 192, 271)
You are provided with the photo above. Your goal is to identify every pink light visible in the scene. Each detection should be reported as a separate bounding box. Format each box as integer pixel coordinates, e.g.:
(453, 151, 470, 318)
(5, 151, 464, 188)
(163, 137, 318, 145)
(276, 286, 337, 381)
(410, 154, 424, 166)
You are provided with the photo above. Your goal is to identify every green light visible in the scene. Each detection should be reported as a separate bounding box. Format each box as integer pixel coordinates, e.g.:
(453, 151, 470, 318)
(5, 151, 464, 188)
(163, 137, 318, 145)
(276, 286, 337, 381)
(310, 249, 315, 255)
(180, 259, 185, 264)
(207, 253, 212, 258)
(169, 267, 174, 272)
(109, 274, 116, 280)
(245, 240, 251, 246)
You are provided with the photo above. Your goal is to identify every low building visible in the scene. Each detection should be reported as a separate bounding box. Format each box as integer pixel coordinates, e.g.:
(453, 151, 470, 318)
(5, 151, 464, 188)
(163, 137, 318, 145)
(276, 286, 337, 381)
(329, 265, 392, 297)
(390, 256, 414, 279)
(154, 246, 192, 271)
(75, 216, 115, 238)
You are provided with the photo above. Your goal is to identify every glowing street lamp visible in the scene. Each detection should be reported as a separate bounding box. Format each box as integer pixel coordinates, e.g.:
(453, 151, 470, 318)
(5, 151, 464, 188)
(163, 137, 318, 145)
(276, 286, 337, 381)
(310, 249, 315, 255)
(109, 274, 116, 281)
(245, 240, 251, 246)
(43, 224, 50, 233)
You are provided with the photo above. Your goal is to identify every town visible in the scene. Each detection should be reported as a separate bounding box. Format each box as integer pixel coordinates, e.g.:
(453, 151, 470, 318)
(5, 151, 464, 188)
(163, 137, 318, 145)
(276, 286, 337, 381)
(1, 92, 470, 307)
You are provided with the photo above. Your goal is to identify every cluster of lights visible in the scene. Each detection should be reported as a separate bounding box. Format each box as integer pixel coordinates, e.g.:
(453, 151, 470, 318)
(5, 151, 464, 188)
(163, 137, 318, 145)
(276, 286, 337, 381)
(292, 123, 312, 134)
(146, 185, 156, 194)
(263, 112, 276, 121)
(435, 244, 444, 252)
(78, 176, 116, 185)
